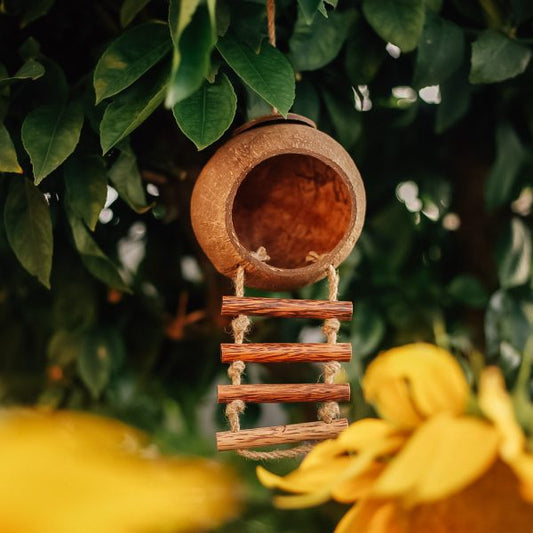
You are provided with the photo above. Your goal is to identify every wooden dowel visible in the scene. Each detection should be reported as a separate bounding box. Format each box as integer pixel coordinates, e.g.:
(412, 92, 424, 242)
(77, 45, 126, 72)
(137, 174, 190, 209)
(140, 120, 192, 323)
(221, 343, 352, 363)
(221, 296, 353, 321)
(216, 418, 349, 451)
(218, 383, 350, 403)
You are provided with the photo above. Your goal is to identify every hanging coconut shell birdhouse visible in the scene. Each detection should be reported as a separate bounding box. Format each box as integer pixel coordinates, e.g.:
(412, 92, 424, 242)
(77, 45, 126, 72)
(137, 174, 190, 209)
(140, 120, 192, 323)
(191, 114, 366, 459)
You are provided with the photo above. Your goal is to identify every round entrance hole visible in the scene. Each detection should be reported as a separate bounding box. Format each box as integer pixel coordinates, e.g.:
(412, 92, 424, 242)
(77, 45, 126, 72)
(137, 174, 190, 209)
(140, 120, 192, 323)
(232, 154, 353, 269)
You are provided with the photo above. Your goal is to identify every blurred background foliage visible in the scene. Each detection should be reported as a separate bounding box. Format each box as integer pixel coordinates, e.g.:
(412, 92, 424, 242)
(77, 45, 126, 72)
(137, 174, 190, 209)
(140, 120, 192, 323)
(1, 0, 533, 530)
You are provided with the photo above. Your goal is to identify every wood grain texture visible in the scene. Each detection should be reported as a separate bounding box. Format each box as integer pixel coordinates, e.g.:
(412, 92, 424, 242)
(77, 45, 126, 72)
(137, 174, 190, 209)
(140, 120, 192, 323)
(190, 120, 366, 290)
(221, 296, 353, 321)
(216, 418, 348, 451)
(218, 383, 350, 403)
(221, 342, 352, 363)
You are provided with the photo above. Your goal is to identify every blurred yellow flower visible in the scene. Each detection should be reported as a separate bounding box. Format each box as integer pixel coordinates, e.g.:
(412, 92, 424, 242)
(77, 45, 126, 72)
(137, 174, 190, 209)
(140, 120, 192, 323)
(0, 409, 241, 533)
(258, 343, 533, 532)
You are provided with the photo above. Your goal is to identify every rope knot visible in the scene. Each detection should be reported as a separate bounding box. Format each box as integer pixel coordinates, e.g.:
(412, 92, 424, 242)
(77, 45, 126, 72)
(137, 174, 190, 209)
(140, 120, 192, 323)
(227, 360, 245, 383)
(322, 318, 340, 339)
(251, 246, 271, 262)
(323, 361, 342, 381)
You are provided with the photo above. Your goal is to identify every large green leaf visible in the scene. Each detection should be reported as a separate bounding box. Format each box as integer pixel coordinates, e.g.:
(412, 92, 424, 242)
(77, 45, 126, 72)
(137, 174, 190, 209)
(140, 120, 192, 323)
(0, 123, 22, 173)
(413, 13, 464, 89)
(20, 0, 55, 27)
(76, 329, 114, 398)
(21, 102, 84, 184)
(0, 59, 45, 86)
(498, 218, 531, 289)
(297, 0, 323, 24)
(447, 274, 488, 307)
(345, 18, 386, 85)
(351, 301, 386, 358)
(94, 21, 171, 104)
(64, 155, 108, 231)
(435, 62, 470, 133)
(470, 30, 531, 84)
(173, 73, 236, 150)
(99, 64, 168, 154)
(289, 9, 355, 71)
(322, 89, 361, 149)
(68, 212, 130, 292)
(108, 143, 151, 213)
(166, 3, 216, 107)
(362, 0, 425, 52)
(4, 178, 53, 288)
(217, 34, 295, 116)
(120, 0, 152, 27)
(292, 80, 320, 123)
(485, 123, 525, 210)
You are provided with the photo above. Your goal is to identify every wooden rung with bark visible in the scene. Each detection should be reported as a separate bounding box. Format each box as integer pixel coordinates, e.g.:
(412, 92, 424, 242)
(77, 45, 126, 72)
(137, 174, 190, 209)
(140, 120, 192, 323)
(216, 418, 349, 451)
(221, 342, 352, 363)
(218, 383, 350, 403)
(221, 296, 353, 321)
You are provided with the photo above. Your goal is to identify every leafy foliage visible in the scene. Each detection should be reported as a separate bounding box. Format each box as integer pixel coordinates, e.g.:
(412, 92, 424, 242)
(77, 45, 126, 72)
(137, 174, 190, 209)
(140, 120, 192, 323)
(1, 0, 533, 530)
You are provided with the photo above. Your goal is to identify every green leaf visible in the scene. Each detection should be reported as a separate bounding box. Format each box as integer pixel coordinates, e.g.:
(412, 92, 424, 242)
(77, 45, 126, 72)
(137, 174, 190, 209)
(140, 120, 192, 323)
(120, 0, 152, 27)
(4, 178, 53, 288)
(20, 0, 55, 27)
(486, 290, 531, 357)
(0, 59, 45, 86)
(435, 62, 471, 133)
(108, 143, 151, 213)
(362, 0, 425, 52)
(292, 80, 320, 123)
(99, 64, 168, 154)
(447, 274, 488, 307)
(322, 89, 361, 149)
(21, 102, 84, 184)
(470, 30, 531, 84)
(351, 301, 386, 358)
(47, 329, 84, 366)
(289, 9, 354, 72)
(173, 73, 236, 150)
(297, 0, 323, 24)
(413, 14, 464, 89)
(64, 155, 108, 231)
(0, 123, 23, 173)
(217, 34, 295, 116)
(345, 18, 386, 85)
(68, 211, 130, 292)
(77, 329, 115, 399)
(94, 21, 171, 104)
(498, 218, 532, 289)
(485, 123, 525, 210)
(166, 3, 216, 107)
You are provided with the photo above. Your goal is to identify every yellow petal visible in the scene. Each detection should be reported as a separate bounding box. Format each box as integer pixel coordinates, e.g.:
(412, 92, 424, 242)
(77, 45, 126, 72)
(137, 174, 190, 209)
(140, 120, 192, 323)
(336, 418, 404, 452)
(332, 462, 385, 503)
(335, 500, 408, 533)
(257, 456, 353, 494)
(372, 414, 499, 505)
(0, 409, 241, 533)
(478, 366, 526, 460)
(299, 439, 346, 470)
(509, 453, 533, 502)
(363, 343, 469, 428)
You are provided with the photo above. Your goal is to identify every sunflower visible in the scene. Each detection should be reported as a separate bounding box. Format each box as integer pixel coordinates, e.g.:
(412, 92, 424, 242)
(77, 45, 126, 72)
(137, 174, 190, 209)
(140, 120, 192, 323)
(257, 343, 533, 532)
(0, 409, 241, 533)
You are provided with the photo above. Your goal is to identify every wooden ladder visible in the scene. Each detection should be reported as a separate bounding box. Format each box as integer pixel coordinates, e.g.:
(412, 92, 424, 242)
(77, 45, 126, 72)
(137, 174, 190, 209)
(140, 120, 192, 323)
(216, 295, 353, 452)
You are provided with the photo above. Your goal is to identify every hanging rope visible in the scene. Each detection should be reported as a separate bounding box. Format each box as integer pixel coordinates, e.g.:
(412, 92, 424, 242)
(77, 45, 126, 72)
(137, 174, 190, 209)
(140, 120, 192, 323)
(318, 265, 342, 423)
(266, 0, 276, 47)
(266, 0, 278, 116)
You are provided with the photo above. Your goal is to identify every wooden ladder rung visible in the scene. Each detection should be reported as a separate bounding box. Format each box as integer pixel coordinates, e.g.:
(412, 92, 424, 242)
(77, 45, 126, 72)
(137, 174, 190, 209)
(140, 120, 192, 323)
(216, 419, 349, 451)
(221, 296, 353, 321)
(218, 383, 350, 403)
(221, 343, 352, 363)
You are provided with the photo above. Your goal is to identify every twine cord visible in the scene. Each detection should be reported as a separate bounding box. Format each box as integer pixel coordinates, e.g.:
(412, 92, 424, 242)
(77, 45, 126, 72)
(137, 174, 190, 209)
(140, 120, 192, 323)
(318, 265, 341, 424)
(266, 0, 278, 116)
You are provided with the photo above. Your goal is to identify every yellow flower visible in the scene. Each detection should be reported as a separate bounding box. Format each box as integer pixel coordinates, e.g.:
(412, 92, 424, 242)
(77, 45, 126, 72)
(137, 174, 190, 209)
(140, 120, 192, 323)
(258, 343, 533, 532)
(0, 409, 241, 533)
